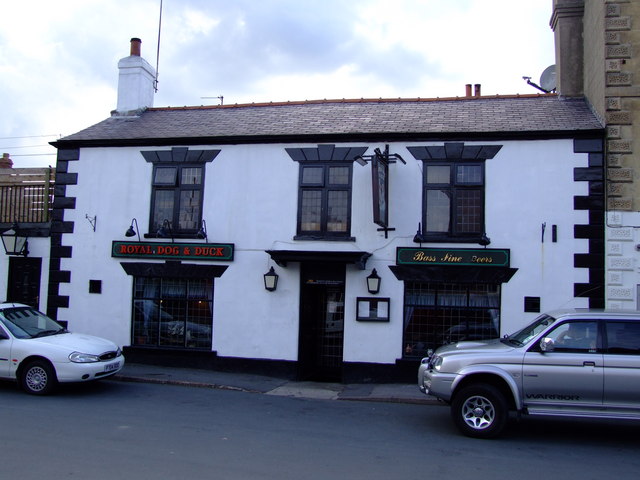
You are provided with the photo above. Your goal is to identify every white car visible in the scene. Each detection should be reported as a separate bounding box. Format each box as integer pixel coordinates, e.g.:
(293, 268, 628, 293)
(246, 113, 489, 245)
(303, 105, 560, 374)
(0, 303, 124, 395)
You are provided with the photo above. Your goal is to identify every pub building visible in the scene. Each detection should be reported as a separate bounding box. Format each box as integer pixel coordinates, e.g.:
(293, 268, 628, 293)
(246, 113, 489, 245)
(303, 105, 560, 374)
(44, 39, 604, 382)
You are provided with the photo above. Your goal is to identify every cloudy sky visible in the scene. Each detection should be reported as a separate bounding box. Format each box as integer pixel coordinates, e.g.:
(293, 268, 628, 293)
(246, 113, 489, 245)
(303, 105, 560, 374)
(0, 0, 555, 168)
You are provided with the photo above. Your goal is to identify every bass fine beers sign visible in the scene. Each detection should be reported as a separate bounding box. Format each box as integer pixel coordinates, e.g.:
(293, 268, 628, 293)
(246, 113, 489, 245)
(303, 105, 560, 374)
(396, 247, 510, 267)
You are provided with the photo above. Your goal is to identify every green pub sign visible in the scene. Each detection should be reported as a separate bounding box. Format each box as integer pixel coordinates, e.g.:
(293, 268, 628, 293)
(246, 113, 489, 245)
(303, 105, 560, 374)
(396, 247, 510, 267)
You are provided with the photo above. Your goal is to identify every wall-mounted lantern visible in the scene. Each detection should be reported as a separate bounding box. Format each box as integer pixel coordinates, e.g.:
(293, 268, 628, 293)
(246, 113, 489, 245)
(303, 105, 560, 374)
(1, 222, 28, 257)
(263, 266, 279, 292)
(366, 268, 381, 294)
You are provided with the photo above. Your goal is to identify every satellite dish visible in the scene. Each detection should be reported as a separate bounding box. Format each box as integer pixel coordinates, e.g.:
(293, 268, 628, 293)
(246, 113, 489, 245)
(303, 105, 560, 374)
(540, 65, 556, 92)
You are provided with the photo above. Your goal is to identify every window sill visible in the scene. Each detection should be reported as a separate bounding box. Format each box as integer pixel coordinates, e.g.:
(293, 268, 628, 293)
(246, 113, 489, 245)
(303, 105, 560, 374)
(294, 235, 356, 242)
(418, 236, 485, 244)
(144, 233, 202, 240)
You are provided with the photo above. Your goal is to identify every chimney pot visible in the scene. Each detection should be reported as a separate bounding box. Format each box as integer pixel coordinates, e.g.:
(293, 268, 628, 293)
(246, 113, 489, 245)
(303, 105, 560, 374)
(474, 84, 481, 97)
(130, 38, 142, 56)
(465, 84, 472, 97)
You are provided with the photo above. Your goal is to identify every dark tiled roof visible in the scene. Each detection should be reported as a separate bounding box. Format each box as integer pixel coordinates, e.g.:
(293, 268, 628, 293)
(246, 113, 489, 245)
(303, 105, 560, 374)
(57, 94, 603, 145)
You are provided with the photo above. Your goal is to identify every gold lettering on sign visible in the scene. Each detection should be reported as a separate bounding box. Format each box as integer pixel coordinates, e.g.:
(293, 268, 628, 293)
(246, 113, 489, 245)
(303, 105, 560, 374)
(441, 253, 462, 263)
(471, 255, 493, 264)
(413, 251, 436, 262)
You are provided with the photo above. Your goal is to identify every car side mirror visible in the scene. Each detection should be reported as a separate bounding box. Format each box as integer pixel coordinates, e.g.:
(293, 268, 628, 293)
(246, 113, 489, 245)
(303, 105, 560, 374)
(540, 337, 555, 353)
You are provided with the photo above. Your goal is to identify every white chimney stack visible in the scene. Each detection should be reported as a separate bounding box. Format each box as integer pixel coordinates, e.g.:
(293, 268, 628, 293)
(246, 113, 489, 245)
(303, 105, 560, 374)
(115, 38, 156, 115)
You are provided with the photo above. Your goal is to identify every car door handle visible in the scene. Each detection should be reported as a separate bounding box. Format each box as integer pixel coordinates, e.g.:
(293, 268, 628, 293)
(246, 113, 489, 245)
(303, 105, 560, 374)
(583, 361, 596, 367)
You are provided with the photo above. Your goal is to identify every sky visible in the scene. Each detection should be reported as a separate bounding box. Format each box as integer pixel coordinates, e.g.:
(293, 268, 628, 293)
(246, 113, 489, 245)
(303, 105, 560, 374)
(0, 0, 556, 168)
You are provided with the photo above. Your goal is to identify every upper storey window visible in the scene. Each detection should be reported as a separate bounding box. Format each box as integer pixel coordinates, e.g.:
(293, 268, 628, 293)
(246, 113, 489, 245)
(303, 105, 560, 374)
(151, 165, 204, 234)
(408, 143, 502, 243)
(424, 162, 484, 237)
(286, 144, 367, 241)
(141, 148, 220, 238)
(298, 164, 352, 237)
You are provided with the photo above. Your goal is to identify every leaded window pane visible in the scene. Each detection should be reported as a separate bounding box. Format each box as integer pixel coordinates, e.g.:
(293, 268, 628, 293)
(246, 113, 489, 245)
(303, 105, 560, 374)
(456, 165, 482, 184)
(327, 190, 348, 232)
(455, 190, 482, 233)
(152, 190, 174, 231)
(161, 278, 186, 298)
(302, 167, 323, 185)
(178, 190, 201, 230)
(159, 299, 187, 347)
(301, 190, 322, 231)
(328, 166, 350, 185)
(181, 167, 202, 185)
(187, 300, 213, 348)
(132, 299, 160, 346)
(154, 167, 177, 185)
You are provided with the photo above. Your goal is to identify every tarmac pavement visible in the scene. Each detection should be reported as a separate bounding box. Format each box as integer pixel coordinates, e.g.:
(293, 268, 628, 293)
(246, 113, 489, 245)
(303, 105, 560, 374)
(112, 363, 440, 405)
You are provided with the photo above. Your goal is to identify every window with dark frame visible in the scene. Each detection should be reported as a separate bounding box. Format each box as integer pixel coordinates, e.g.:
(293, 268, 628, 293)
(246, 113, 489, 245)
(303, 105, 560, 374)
(402, 282, 501, 359)
(141, 147, 219, 238)
(407, 143, 502, 244)
(131, 276, 213, 349)
(297, 163, 353, 239)
(423, 162, 485, 239)
(150, 164, 204, 235)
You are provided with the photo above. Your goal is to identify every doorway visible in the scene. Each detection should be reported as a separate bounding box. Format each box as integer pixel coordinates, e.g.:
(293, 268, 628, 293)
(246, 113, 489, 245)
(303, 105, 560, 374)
(298, 262, 346, 382)
(6, 257, 42, 308)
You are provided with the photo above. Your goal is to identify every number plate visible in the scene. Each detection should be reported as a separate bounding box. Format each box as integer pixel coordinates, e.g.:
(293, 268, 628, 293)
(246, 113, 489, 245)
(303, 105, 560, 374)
(104, 361, 120, 373)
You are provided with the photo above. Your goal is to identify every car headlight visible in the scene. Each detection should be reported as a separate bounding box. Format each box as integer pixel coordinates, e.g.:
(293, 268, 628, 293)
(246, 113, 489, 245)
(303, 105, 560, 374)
(69, 352, 100, 363)
(431, 355, 443, 372)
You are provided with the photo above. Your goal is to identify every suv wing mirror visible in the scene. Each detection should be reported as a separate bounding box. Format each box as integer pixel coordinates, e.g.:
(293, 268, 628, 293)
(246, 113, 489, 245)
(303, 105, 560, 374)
(540, 337, 555, 353)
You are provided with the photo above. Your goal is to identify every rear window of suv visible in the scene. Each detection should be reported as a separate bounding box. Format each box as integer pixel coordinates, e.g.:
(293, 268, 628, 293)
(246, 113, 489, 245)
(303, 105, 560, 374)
(606, 321, 640, 354)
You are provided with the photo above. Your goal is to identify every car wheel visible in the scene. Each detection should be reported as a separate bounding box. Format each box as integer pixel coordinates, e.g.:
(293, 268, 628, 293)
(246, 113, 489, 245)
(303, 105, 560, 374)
(451, 384, 508, 439)
(21, 360, 57, 395)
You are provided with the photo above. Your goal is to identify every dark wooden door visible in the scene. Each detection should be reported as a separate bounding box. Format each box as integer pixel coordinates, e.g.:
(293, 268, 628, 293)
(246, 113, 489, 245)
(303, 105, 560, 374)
(7, 257, 42, 308)
(298, 263, 345, 382)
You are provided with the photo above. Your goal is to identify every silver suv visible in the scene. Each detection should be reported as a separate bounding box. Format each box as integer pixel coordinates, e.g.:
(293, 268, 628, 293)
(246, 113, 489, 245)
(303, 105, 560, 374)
(418, 309, 640, 438)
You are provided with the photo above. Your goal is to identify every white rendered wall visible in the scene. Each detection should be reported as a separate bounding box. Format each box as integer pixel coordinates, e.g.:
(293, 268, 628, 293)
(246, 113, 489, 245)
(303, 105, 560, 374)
(58, 138, 592, 364)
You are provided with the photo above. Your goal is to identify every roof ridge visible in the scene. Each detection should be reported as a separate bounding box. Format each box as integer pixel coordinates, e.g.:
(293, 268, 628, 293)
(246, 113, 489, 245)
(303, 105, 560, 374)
(149, 93, 557, 111)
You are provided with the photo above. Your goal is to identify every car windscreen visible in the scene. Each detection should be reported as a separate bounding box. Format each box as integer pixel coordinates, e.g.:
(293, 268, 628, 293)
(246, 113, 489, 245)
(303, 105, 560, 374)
(502, 314, 556, 347)
(0, 307, 66, 339)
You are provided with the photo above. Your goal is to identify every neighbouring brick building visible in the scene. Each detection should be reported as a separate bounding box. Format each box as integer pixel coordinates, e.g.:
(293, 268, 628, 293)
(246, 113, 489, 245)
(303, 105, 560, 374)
(552, 0, 640, 308)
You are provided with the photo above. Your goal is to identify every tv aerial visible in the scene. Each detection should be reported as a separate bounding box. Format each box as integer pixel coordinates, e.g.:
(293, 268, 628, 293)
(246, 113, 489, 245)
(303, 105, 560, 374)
(523, 65, 556, 93)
